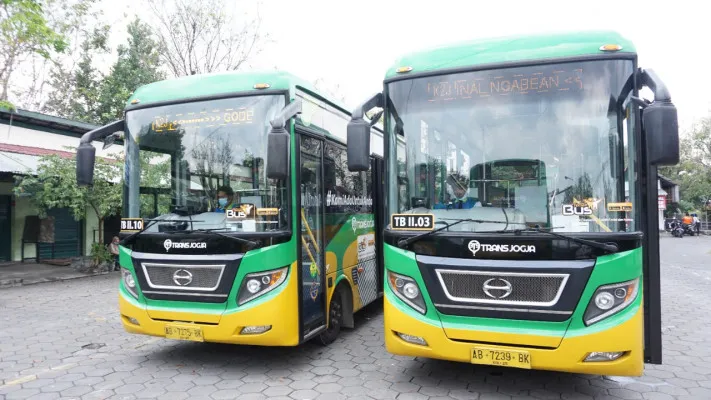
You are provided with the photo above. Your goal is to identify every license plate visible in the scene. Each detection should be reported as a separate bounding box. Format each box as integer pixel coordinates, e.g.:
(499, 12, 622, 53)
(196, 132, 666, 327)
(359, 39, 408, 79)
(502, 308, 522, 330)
(471, 347, 531, 369)
(164, 324, 204, 342)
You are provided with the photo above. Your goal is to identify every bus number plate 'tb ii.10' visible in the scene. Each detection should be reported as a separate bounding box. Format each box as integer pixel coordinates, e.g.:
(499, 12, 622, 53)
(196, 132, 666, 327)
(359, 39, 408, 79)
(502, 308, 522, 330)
(390, 214, 434, 231)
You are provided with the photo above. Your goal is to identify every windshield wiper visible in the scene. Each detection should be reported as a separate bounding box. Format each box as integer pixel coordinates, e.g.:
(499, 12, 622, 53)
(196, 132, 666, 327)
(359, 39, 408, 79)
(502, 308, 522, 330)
(396, 217, 510, 248)
(511, 227, 618, 253)
(120, 218, 166, 246)
(168, 228, 258, 250)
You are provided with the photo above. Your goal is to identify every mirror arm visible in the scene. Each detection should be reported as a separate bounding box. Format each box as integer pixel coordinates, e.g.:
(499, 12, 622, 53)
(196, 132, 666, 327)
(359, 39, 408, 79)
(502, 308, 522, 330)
(269, 99, 302, 129)
(79, 119, 124, 145)
(639, 68, 672, 104)
(351, 92, 384, 120)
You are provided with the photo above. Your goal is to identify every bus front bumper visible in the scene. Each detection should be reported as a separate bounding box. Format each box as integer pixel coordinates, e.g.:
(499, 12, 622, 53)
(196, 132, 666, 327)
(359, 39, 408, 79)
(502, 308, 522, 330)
(118, 288, 300, 347)
(384, 296, 644, 376)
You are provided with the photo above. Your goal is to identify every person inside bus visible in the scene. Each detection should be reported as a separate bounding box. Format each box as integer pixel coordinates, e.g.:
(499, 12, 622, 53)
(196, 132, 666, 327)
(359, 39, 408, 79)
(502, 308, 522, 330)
(435, 175, 482, 209)
(215, 186, 237, 212)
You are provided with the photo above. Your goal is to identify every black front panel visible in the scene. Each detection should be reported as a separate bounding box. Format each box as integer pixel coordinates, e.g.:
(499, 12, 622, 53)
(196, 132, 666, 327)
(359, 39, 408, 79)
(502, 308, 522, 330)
(131, 251, 243, 303)
(416, 255, 595, 322)
(124, 232, 290, 255)
(385, 230, 642, 261)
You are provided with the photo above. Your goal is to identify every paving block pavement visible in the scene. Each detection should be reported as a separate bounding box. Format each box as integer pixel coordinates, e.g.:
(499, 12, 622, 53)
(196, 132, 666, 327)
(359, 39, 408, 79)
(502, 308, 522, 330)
(0, 236, 709, 399)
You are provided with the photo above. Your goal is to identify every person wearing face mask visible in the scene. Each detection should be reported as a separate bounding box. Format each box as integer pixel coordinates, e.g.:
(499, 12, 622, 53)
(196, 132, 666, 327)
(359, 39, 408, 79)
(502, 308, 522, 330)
(215, 186, 236, 212)
(434, 174, 482, 209)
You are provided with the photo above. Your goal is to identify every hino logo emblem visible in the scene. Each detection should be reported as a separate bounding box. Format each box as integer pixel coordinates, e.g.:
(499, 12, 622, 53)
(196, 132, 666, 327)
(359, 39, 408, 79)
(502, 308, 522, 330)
(482, 278, 513, 299)
(172, 269, 193, 286)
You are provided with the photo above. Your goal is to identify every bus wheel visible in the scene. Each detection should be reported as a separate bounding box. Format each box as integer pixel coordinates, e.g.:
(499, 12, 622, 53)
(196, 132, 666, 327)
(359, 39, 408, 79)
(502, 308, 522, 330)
(318, 288, 344, 345)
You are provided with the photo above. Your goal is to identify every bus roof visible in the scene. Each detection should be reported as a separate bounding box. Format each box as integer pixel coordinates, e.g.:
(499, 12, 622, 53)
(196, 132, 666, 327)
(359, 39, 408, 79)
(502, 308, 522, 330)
(385, 30, 636, 80)
(127, 70, 325, 109)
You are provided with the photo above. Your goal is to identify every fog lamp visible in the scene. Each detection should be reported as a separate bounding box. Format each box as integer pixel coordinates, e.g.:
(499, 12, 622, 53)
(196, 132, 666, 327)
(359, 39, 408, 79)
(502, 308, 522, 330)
(584, 351, 625, 362)
(396, 332, 427, 346)
(241, 325, 272, 335)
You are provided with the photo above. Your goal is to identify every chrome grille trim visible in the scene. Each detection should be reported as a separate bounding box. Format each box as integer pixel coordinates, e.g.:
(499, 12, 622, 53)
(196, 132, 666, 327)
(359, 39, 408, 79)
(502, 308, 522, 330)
(434, 303, 573, 315)
(435, 269, 569, 307)
(141, 291, 228, 298)
(141, 263, 226, 291)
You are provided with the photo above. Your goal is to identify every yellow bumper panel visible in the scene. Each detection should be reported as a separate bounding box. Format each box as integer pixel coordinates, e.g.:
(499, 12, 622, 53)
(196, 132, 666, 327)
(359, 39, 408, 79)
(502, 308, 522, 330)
(119, 270, 300, 347)
(384, 296, 644, 376)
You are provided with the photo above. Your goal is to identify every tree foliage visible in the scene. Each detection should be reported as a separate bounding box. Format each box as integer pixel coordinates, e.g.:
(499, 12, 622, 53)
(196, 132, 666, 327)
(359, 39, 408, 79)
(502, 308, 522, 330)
(0, 0, 67, 101)
(146, 0, 268, 77)
(44, 17, 163, 124)
(659, 114, 711, 212)
(20, 0, 107, 110)
(13, 150, 122, 244)
(94, 18, 165, 123)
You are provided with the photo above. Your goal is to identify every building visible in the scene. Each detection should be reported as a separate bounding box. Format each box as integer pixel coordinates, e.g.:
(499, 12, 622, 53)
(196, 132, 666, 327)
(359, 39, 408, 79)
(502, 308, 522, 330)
(0, 108, 117, 263)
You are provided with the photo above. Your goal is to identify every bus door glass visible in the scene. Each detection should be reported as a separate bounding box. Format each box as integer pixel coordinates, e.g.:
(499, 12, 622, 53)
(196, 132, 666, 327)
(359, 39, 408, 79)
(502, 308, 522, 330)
(299, 136, 326, 336)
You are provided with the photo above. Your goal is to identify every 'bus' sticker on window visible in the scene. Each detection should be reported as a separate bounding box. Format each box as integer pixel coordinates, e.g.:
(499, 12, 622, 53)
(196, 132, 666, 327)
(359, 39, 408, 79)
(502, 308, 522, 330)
(120, 218, 144, 232)
(391, 214, 434, 231)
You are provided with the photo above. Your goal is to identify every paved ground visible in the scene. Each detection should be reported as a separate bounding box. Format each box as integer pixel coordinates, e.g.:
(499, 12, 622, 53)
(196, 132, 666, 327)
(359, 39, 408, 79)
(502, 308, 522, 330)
(0, 263, 107, 288)
(0, 235, 710, 400)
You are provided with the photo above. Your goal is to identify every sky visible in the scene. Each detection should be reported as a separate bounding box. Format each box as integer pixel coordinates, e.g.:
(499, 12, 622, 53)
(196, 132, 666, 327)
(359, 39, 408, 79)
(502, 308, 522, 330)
(99, 0, 709, 134)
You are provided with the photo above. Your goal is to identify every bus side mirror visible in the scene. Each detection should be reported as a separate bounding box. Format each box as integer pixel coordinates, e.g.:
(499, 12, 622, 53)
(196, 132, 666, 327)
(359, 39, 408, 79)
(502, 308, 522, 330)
(347, 118, 370, 172)
(347, 92, 383, 172)
(266, 99, 302, 181)
(266, 126, 289, 181)
(639, 68, 680, 166)
(645, 101, 679, 166)
(76, 119, 124, 187)
(76, 142, 96, 187)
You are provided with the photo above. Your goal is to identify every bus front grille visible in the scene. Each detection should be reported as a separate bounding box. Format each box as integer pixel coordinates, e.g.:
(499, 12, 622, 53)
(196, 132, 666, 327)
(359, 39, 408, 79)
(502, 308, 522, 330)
(141, 263, 226, 291)
(435, 269, 569, 307)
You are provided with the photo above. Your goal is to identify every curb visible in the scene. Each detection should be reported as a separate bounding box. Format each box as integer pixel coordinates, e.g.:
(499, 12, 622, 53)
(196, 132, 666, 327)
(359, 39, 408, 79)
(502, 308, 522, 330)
(0, 271, 111, 289)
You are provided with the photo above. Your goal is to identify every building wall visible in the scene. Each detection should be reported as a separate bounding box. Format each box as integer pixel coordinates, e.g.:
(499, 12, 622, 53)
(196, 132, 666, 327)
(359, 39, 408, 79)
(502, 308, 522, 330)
(0, 120, 114, 262)
(0, 181, 99, 262)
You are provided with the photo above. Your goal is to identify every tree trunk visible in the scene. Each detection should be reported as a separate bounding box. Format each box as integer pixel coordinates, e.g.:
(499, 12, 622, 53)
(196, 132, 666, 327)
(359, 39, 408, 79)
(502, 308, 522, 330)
(98, 217, 104, 244)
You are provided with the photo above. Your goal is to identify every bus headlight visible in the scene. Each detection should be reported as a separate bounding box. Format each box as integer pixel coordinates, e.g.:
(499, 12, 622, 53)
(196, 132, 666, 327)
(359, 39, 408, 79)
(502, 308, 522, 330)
(237, 267, 288, 306)
(583, 278, 639, 326)
(388, 271, 426, 314)
(121, 268, 138, 299)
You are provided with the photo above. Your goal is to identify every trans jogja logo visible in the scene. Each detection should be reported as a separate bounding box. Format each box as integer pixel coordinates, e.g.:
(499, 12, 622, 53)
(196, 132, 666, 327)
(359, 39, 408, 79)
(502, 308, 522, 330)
(163, 239, 207, 252)
(467, 240, 536, 257)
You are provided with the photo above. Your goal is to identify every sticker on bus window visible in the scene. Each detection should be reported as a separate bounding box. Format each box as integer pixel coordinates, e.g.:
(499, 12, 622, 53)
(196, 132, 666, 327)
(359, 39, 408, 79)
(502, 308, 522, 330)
(607, 202, 633, 212)
(390, 214, 435, 231)
(226, 204, 256, 221)
(256, 207, 279, 216)
(120, 218, 144, 232)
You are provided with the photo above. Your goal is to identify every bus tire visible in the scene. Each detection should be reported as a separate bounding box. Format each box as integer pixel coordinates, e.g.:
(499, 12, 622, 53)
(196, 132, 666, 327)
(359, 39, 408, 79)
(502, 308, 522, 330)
(318, 285, 346, 345)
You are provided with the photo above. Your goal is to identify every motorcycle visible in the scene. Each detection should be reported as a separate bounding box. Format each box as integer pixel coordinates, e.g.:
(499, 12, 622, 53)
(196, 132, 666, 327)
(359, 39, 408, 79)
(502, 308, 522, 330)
(666, 218, 685, 238)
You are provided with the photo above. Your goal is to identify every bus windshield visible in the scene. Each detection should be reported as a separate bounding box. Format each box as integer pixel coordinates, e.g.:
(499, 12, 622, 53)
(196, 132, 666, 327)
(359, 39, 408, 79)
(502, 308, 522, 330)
(123, 95, 289, 233)
(387, 59, 637, 233)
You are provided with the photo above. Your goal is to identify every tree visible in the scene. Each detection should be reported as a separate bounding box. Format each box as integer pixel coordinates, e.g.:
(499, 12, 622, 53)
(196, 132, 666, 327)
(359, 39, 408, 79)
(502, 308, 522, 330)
(0, 0, 67, 101)
(13, 149, 122, 245)
(44, 17, 163, 124)
(21, 0, 107, 111)
(94, 18, 164, 123)
(659, 114, 711, 210)
(146, 0, 268, 77)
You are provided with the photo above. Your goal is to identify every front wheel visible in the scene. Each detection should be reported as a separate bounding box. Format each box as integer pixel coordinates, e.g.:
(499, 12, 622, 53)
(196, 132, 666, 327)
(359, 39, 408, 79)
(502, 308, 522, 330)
(318, 289, 344, 345)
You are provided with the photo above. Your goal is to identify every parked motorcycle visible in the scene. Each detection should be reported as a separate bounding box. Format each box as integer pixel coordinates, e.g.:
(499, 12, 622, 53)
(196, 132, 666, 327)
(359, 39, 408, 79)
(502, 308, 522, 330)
(666, 218, 685, 238)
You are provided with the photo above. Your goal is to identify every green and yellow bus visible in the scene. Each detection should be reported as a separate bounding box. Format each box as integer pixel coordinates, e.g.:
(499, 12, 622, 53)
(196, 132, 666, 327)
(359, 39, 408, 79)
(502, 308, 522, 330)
(76, 70, 385, 346)
(346, 31, 678, 375)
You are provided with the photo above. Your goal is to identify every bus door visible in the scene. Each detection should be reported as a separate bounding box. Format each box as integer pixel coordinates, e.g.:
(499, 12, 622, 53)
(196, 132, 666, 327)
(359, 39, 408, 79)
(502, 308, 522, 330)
(298, 135, 327, 340)
(372, 156, 385, 296)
